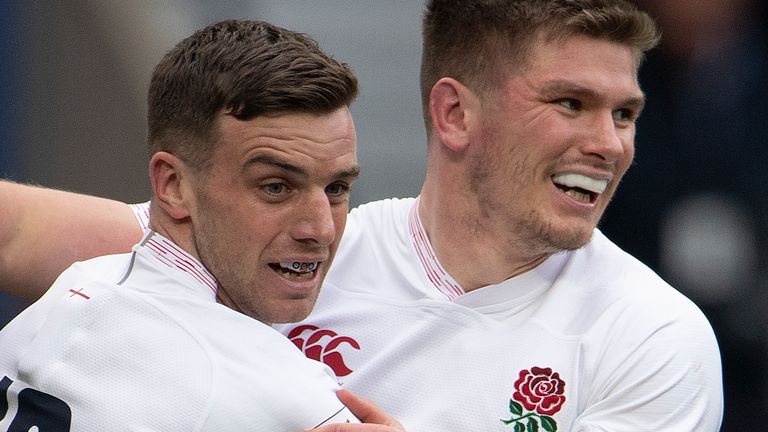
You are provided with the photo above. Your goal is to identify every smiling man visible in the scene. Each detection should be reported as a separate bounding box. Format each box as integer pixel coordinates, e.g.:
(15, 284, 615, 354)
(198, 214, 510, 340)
(276, 1, 723, 430)
(0, 1, 722, 431)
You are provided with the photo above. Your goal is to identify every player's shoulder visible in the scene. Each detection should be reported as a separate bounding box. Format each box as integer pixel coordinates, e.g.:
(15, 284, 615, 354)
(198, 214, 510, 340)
(338, 197, 415, 254)
(579, 229, 682, 298)
(326, 197, 421, 297)
(347, 197, 415, 230)
(43, 262, 176, 331)
(61, 251, 133, 280)
(8, 277, 215, 430)
(39, 251, 210, 344)
(562, 229, 713, 332)
(570, 234, 722, 427)
(20, 256, 216, 381)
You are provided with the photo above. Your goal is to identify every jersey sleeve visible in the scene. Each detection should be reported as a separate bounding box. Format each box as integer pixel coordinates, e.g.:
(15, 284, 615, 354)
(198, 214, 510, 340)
(572, 298, 723, 431)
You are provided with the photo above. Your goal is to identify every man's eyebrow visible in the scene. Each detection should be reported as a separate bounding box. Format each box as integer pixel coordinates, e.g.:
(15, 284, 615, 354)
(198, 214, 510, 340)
(244, 154, 361, 179)
(245, 154, 306, 176)
(336, 164, 361, 180)
(540, 79, 646, 110)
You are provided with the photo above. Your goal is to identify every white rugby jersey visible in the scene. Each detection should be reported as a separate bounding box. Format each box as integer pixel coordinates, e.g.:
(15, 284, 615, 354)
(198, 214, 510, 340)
(275, 197, 723, 432)
(128, 199, 723, 431)
(0, 230, 357, 431)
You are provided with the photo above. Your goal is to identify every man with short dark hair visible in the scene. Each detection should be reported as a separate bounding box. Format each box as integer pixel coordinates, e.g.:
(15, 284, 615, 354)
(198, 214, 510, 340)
(0, 19, 402, 431)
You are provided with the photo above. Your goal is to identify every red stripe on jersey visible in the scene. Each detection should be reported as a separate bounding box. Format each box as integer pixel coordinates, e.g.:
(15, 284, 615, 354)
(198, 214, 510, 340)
(408, 199, 465, 300)
(145, 235, 218, 295)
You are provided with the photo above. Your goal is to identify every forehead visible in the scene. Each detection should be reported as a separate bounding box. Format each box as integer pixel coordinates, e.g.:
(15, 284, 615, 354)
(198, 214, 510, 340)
(513, 33, 642, 96)
(216, 108, 357, 164)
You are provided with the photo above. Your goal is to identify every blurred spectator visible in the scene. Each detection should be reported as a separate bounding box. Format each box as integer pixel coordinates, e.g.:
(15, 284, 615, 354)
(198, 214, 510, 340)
(601, 0, 768, 429)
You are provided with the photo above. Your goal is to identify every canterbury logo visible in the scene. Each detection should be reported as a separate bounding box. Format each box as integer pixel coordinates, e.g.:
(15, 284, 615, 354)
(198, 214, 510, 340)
(288, 325, 360, 377)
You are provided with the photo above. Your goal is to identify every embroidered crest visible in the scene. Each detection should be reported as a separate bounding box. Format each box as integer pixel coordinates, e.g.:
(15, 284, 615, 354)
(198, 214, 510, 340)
(501, 366, 566, 431)
(288, 324, 360, 377)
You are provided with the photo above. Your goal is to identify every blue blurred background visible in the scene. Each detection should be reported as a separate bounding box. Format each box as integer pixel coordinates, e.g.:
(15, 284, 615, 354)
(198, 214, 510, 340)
(0, 1, 765, 429)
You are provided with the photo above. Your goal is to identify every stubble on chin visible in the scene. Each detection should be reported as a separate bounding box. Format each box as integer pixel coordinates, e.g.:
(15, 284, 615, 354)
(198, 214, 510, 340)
(516, 209, 595, 257)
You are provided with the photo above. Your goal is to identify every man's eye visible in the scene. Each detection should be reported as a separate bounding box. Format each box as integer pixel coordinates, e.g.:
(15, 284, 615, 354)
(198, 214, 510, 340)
(556, 98, 581, 111)
(325, 183, 350, 197)
(613, 108, 635, 123)
(263, 183, 286, 195)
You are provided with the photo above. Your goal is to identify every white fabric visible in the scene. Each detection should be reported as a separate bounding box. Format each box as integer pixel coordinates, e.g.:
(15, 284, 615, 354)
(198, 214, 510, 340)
(275, 197, 723, 432)
(125, 200, 724, 430)
(0, 230, 357, 431)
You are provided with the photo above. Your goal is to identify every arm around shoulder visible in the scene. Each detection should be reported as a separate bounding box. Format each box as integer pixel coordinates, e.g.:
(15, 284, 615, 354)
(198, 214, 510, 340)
(0, 180, 143, 301)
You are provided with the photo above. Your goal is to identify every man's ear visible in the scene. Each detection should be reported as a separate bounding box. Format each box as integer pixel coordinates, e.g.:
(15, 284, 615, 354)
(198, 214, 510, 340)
(428, 77, 481, 152)
(149, 152, 193, 221)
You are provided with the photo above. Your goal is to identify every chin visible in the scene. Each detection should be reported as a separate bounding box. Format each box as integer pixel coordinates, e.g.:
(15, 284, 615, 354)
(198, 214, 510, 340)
(536, 224, 595, 253)
(559, 228, 594, 250)
(268, 304, 315, 325)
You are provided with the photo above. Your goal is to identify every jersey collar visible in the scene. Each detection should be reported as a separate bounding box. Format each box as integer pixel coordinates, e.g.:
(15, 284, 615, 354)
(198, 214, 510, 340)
(138, 230, 218, 297)
(408, 197, 466, 300)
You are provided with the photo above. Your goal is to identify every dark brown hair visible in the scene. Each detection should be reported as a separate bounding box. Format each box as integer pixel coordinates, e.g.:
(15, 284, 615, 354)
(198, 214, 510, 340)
(147, 20, 358, 170)
(420, 0, 660, 131)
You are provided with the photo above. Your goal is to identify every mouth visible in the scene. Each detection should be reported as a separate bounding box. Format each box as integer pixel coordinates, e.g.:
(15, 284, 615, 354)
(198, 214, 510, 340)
(269, 261, 321, 281)
(551, 173, 608, 204)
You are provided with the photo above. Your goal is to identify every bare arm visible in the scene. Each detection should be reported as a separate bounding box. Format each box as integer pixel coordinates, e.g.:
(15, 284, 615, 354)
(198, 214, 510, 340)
(0, 180, 143, 301)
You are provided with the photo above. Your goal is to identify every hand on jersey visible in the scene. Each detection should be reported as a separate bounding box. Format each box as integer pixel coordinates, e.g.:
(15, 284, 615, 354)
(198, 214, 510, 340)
(309, 389, 405, 432)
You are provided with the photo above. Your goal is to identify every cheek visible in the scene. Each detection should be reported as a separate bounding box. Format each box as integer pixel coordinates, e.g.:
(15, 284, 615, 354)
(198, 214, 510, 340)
(618, 137, 636, 174)
(332, 209, 348, 241)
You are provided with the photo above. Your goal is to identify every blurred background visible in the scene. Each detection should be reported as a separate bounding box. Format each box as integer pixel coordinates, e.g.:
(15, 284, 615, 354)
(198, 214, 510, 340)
(0, 1, 765, 429)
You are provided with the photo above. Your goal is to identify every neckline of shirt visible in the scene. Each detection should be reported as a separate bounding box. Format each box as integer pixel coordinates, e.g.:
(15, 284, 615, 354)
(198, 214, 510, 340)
(137, 229, 218, 297)
(408, 197, 465, 300)
(408, 197, 568, 305)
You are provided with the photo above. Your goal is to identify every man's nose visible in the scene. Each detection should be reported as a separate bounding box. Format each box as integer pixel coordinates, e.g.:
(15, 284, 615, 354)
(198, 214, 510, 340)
(291, 191, 336, 246)
(583, 112, 629, 162)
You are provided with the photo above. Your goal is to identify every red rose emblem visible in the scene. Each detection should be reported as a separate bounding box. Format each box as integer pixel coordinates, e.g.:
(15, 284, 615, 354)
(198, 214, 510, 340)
(287, 324, 360, 377)
(512, 366, 566, 416)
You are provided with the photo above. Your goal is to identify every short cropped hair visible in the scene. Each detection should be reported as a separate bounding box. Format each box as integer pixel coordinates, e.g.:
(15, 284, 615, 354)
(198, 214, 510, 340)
(420, 0, 660, 131)
(147, 20, 358, 171)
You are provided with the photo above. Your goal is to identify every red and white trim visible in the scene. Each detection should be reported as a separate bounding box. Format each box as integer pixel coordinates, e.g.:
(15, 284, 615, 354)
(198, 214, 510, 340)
(143, 231, 218, 295)
(408, 198, 465, 300)
(129, 202, 151, 231)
